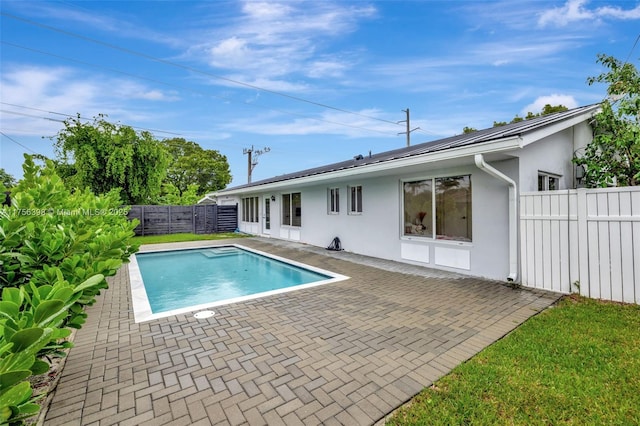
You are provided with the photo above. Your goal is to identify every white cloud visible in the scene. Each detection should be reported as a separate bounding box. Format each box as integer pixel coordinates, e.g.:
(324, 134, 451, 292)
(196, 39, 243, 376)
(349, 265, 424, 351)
(220, 108, 398, 138)
(521, 94, 579, 115)
(0, 65, 180, 137)
(242, 1, 292, 20)
(472, 37, 585, 66)
(193, 1, 376, 90)
(3, 1, 184, 48)
(365, 35, 583, 94)
(307, 60, 349, 79)
(538, 0, 640, 27)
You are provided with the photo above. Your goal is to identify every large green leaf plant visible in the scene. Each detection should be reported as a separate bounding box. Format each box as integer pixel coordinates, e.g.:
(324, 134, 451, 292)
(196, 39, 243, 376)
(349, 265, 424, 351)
(0, 155, 139, 424)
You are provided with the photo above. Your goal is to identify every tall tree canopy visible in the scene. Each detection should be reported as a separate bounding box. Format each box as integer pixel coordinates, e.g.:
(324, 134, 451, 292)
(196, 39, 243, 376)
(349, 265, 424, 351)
(0, 168, 16, 189)
(575, 54, 639, 187)
(54, 115, 169, 204)
(161, 138, 232, 196)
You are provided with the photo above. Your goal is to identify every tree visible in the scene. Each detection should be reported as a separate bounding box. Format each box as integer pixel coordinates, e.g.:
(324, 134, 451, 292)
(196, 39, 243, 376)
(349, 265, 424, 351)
(161, 138, 232, 197)
(540, 104, 569, 116)
(464, 105, 570, 133)
(492, 104, 568, 128)
(53, 115, 169, 204)
(575, 54, 640, 187)
(0, 168, 16, 188)
(157, 182, 200, 205)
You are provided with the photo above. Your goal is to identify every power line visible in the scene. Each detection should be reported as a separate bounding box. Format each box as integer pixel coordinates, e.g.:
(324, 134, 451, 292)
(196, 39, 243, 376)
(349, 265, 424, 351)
(0, 132, 39, 154)
(1, 40, 401, 137)
(1, 12, 407, 129)
(1, 109, 65, 123)
(1, 103, 182, 135)
(623, 33, 640, 66)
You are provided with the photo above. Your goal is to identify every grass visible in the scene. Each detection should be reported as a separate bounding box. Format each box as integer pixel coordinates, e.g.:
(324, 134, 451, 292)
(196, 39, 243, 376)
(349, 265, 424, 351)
(387, 295, 640, 425)
(131, 232, 248, 245)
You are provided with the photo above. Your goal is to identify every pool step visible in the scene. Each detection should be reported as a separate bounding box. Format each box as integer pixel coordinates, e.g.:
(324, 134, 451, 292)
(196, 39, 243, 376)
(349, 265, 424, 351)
(201, 247, 242, 258)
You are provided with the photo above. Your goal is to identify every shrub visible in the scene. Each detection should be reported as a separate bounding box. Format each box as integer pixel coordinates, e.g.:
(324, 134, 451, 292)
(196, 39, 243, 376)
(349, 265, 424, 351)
(0, 155, 139, 424)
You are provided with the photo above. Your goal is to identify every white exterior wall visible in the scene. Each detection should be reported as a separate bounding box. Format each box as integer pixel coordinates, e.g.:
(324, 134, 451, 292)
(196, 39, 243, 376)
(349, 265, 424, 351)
(227, 121, 591, 282)
(517, 122, 592, 192)
(232, 162, 517, 281)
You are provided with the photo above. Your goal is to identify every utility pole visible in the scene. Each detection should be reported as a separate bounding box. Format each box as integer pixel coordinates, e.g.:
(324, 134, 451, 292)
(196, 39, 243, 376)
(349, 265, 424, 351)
(243, 145, 270, 183)
(397, 108, 420, 147)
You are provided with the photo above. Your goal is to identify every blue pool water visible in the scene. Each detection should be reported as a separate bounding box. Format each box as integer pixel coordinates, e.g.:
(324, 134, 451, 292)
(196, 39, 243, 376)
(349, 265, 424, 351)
(135, 246, 332, 314)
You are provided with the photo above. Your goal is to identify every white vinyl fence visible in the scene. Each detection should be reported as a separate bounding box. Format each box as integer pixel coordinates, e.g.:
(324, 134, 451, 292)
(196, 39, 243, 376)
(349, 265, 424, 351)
(520, 187, 640, 304)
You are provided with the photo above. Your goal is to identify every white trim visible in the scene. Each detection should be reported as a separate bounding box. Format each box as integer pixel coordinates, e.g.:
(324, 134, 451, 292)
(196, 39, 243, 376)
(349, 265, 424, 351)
(519, 109, 599, 146)
(347, 185, 363, 215)
(327, 187, 340, 214)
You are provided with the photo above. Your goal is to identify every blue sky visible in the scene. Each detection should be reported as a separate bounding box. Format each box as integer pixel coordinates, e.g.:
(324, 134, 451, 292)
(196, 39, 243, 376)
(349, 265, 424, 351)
(1, 0, 639, 188)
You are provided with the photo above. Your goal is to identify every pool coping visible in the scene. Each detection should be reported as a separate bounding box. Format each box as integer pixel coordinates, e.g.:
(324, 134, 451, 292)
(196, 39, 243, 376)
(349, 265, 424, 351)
(129, 243, 350, 323)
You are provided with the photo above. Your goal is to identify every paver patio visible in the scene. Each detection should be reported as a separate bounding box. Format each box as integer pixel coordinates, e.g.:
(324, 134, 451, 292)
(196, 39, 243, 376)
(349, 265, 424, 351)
(43, 237, 560, 425)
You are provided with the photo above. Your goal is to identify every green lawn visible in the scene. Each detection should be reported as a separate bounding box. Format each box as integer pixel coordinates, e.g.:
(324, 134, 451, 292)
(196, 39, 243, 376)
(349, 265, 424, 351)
(387, 296, 640, 425)
(131, 232, 248, 245)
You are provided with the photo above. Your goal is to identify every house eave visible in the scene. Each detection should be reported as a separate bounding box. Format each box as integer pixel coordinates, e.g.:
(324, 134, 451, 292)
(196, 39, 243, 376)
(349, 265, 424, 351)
(519, 108, 599, 146)
(219, 136, 523, 196)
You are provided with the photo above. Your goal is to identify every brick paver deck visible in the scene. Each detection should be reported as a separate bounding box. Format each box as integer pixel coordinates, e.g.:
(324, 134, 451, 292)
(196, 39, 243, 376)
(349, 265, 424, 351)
(44, 238, 560, 425)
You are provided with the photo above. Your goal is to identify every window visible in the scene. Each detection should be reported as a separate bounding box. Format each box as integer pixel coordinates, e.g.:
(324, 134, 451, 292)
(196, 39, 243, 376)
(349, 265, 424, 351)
(282, 192, 301, 227)
(348, 185, 363, 214)
(328, 188, 340, 214)
(403, 175, 472, 242)
(241, 197, 259, 223)
(538, 172, 560, 191)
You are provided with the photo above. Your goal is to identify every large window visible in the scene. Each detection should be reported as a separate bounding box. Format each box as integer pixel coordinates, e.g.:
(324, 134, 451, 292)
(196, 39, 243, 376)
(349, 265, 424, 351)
(242, 196, 259, 223)
(328, 188, 340, 214)
(403, 175, 472, 242)
(348, 185, 363, 214)
(282, 192, 301, 227)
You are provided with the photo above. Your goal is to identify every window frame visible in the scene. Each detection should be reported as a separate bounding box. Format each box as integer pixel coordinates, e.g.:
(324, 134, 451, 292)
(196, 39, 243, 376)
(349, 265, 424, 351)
(327, 187, 340, 214)
(347, 185, 363, 215)
(282, 192, 302, 227)
(538, 171, 561, 191)
(401, 175, 472, 243)
(241, 196, 259, 223)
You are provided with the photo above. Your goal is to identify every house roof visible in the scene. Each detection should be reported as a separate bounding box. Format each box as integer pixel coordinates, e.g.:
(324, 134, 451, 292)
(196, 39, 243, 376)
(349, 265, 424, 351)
(218, 103, 600, 194)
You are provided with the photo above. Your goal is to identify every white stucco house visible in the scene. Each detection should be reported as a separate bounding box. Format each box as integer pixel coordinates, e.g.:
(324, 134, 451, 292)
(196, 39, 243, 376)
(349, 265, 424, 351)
(205, 104, 600, 282)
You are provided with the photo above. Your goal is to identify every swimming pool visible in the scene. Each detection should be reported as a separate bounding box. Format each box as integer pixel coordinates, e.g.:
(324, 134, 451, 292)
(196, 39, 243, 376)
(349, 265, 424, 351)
(128, 244, 349, 322)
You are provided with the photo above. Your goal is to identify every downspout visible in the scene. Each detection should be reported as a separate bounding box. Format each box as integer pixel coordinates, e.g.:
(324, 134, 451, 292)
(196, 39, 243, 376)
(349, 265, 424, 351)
(474, 154, 518, 282)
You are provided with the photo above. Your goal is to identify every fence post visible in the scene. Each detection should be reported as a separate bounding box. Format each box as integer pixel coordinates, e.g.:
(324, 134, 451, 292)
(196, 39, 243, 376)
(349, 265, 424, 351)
(576, 188, 589, 298)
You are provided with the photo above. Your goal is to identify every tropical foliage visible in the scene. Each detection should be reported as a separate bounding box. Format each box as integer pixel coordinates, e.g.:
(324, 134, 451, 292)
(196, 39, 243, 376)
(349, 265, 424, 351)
(161, 137, 232, 199)
(492, 104, 569, 127)
(0, 169, 16, 190)
(0, 155, 138, 424)
(463, 104, 569, 133)
(575, 54, 640, 187)
(52, 114, 169, 204)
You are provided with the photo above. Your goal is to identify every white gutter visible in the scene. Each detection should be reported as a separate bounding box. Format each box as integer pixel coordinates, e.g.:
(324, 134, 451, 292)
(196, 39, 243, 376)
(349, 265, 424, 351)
(474, 154, 518, 282)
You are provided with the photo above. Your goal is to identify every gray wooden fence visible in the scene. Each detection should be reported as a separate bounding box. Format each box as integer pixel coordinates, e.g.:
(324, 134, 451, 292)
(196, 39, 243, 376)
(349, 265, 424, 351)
(127, 204, 238, 236)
